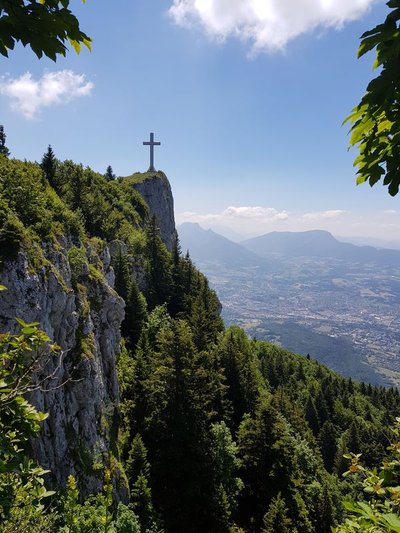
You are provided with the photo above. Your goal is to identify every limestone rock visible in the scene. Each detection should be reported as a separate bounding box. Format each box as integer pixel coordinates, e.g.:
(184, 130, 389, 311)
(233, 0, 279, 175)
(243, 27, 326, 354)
(0, 246, 126, 497)
(132, 172, 177, 250)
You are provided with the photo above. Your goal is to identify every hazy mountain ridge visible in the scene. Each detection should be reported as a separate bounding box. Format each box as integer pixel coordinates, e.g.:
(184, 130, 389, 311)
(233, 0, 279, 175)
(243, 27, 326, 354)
(178, 222, 268, 268)
(241, 229, 400, 266)
(179, 223, 400, 386)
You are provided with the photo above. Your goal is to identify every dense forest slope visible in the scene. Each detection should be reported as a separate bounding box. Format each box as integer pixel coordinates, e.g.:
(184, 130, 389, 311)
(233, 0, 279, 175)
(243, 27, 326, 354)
(1, 155, 400, 532)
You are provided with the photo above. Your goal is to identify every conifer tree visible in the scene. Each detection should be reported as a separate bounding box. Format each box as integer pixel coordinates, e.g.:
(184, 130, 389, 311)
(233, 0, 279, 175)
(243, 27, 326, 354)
(144, 320, 220, 531)
(125, 278, 148, 348)
(113, 251, 147, 348)
(318, 421, 337, 471)
(144, 217, 172, 310)
(210, 421, 243, 525)
(305, 395, 320, 436)
(0, 125, 10, 157)
(168, 235, 186, 317)
(217, 327, 262, 428)
(41, 145, 56, 187)
(126, 435, 156, 531)
(105, 165, 115, 181)
(262, 494, 293, 533)
(333, 435, 348, 476)
(314, 481, 335, 533)
(114, 251, 132, 302)
(237, 398, 297, 530)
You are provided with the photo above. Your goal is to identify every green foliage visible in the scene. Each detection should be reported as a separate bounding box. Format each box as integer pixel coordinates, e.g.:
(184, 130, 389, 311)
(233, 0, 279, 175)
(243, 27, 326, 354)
(59, 469, 145, 533)
(67, 245, 88, 286)
(0, 157, 85, 263)
(0, 126, 10, 158)
(0, 157, 151, 271)
(345, 0, 400, 195)
(262, 493, 294, 533)
(113, 251, 148, 348)
(59, 470, 115, 532)
(144, 217, 172, 310)
(334, 417, 400, 532)
(0, 0, 91, 61)
(0, 319, 58, 530)
(54, 160, 147, 246)
(41, 145, 57, 187)
(210, 421, 243, 526)
(113, 502, 141, 533)
(217, 326, 263, 428)
(105, 165, 116, 181)
(3, 155, 400, 532)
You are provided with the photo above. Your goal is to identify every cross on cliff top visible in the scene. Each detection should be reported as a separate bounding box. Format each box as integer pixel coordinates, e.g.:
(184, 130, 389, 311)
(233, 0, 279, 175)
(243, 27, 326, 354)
(143, 132, 161, 172)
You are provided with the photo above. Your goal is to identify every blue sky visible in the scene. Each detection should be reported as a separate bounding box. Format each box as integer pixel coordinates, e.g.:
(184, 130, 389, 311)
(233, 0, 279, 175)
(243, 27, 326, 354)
(1, 0, 399, 241)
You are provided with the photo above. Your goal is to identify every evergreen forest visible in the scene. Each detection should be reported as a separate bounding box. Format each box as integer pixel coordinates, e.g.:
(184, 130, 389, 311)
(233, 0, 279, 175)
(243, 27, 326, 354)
(1, 154, 400, 532)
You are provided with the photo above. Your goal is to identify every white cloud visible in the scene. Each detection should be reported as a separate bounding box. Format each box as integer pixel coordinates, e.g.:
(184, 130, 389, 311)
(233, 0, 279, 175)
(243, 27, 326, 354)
(169, 0, 377, 53)
(0, 70, 94, 119)
(176, 205, 400, 240)
(302, 209, 346, 220)
(179, 205, 289, 225)
(178, 205, 290, 236)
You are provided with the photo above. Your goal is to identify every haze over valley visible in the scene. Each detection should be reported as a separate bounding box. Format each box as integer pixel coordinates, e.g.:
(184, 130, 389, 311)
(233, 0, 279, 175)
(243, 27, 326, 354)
(179, 222, 400, 386)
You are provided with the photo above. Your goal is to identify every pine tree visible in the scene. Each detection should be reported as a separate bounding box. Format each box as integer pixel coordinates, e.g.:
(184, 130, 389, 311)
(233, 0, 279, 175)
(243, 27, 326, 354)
(144, 216, 172, 310)
(130, 474, 155, 531)
(218, 327, 262, 428)
(105, 165, 115, 181)
(314, 481, 335, 533)
(0, 125, 10, 157)
(347, 421, 361, 455)
(114, 251, 132, 302)
(41, 145, 56, 187)
(305, 395, 320, 436)
(125, 278, 147, 348)
(126, 435, 156, 531)
(318, 421, 337, 471)
(144, 320, 219, 531)
(333, 434, 348, 476)
(210, 421, 243, 521)
(262, 494, 293, 533)
(126, 434, 150, 483)
(113, 251, 147, 348)
(167, 235, 186, 317)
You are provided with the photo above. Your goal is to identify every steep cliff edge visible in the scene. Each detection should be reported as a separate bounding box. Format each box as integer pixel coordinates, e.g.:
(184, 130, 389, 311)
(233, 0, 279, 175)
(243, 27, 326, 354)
(129, 171, 177, 251)
(0, 157, 177, 496)
(0, 245, 125, 495)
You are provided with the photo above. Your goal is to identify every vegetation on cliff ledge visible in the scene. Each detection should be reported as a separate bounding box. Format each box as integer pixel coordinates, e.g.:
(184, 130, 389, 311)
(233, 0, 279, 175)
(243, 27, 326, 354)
(1, 156, 400, 531)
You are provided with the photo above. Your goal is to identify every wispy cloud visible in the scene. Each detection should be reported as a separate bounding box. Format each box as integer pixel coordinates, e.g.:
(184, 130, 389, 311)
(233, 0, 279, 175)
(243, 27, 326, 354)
(169, 0, 377, 54)
(176, 205, 400, 240)
(0, 70, 94, 119)
(302, 209, 346, 220)
(179, 205, 289, 225)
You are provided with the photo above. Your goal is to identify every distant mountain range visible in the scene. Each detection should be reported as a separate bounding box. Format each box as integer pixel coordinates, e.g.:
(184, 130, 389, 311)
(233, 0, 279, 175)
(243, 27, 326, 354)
(178, 223, 400, 386)
(241, 230, 400, 266)
(178, 222, 265, 268)
(179, 224, 400, 268)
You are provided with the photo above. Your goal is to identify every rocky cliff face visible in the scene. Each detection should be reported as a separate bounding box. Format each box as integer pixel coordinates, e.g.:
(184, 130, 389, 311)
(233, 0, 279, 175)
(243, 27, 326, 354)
(0, 245, 125, 495)
(0, 170, 176, 496)
(132, 172, 177, 251)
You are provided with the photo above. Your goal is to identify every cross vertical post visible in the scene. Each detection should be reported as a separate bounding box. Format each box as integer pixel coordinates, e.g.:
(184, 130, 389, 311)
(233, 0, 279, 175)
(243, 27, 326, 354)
(143, 132, 161, 172)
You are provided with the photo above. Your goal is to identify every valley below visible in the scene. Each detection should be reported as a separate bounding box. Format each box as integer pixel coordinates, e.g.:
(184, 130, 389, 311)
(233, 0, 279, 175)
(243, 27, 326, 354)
(180, 224, 400, 386)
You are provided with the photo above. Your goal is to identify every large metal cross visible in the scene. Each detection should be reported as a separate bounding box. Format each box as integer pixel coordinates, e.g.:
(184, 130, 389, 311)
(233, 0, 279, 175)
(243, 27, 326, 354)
(143, 132, 161, 172)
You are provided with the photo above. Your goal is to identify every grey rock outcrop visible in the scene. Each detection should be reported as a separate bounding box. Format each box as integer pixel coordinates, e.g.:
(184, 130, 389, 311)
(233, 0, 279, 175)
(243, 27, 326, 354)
(132, 172, 177, 250)
(0, 171, 178, 497)
(0, 247, 126, 496)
